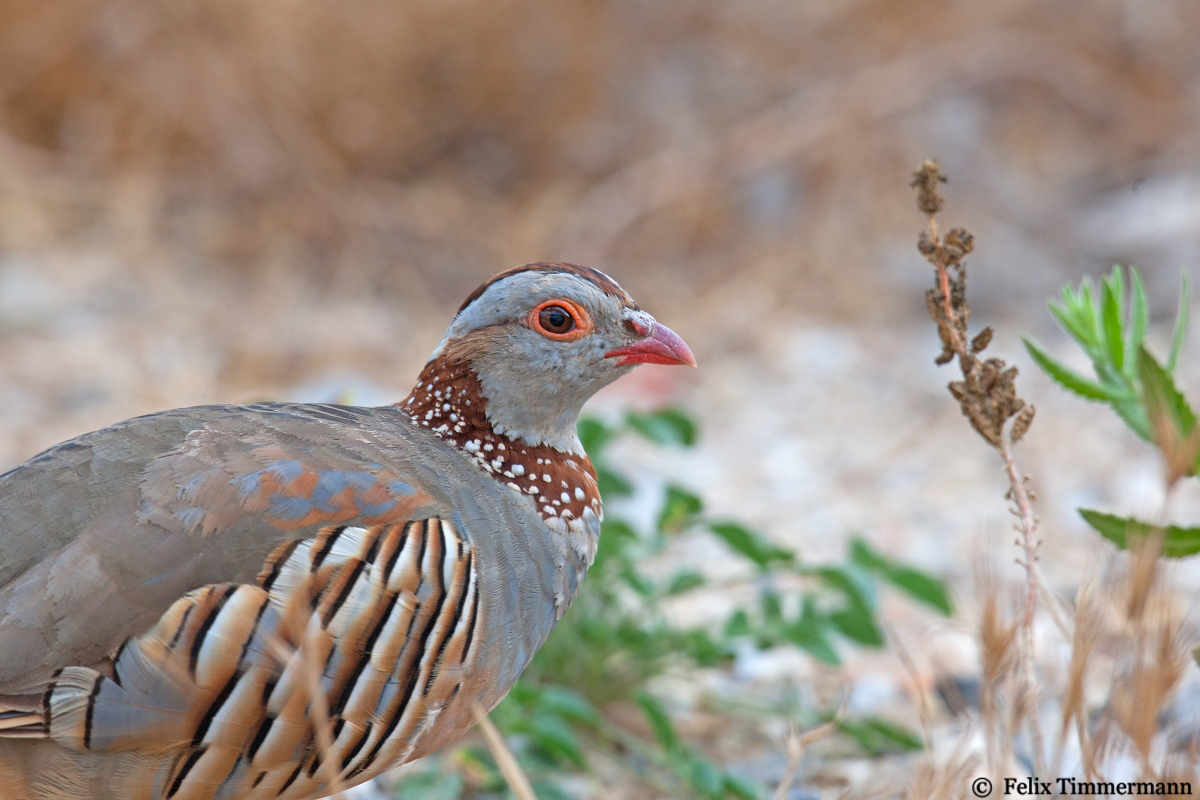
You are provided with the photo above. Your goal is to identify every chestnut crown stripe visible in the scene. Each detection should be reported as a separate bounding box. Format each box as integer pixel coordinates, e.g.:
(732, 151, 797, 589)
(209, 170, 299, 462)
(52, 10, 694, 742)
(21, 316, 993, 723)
(455, 262, 636, 317)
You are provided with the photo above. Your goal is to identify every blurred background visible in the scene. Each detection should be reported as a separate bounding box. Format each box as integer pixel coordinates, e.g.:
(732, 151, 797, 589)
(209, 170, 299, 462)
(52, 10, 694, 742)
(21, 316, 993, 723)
(2, 0, 1200, 795)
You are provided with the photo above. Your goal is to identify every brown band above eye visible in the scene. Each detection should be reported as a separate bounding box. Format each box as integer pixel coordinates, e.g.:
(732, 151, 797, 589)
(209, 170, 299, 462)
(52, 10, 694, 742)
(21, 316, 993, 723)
(528, 297, 593, 341)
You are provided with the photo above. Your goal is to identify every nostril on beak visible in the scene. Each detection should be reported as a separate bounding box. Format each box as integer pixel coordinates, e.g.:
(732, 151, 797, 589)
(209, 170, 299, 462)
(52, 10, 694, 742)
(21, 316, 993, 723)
(625, 314, 653, 338)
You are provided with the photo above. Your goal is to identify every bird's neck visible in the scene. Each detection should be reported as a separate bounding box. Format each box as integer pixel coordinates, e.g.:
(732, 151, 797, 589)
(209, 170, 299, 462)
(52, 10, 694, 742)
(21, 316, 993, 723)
(396, 355, 602, 527)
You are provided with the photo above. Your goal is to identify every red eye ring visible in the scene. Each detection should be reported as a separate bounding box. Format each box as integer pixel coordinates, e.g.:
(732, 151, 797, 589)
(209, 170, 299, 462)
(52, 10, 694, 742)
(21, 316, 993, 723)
(528, 298, 592, 341)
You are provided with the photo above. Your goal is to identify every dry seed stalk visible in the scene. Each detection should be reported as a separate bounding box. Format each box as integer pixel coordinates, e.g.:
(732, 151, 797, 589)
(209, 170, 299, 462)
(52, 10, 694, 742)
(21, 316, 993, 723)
(1056, 579, 1101, 780)
(978, 588, 1019, 776)
(1111, 538, 1188, 777)
(771, 715, 841, 800)
(912, 160, 1045, 771)
(472, 701, 538, 800)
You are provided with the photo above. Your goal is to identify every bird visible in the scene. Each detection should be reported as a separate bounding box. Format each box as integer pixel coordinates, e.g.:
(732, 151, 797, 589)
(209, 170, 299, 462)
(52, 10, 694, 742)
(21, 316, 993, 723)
(0, 262, 695, 800)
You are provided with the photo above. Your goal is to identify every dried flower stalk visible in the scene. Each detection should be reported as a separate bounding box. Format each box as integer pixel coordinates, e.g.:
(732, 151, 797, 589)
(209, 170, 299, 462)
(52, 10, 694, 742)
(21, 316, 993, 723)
(912, 159, 1045, 771)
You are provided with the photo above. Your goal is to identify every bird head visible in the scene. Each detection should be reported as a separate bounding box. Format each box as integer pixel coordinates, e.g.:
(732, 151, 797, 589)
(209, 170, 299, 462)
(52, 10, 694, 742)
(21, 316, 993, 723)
(413, 262, 695, 455)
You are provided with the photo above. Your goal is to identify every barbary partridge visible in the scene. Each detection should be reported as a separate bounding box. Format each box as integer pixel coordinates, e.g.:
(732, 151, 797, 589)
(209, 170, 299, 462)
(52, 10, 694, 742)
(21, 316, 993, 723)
(0, 263, 695, 800)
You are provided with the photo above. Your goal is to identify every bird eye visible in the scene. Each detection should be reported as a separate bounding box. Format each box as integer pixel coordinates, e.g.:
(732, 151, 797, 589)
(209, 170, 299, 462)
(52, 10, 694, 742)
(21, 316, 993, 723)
(538, 304, 576, 335)
(529, 298, 591, 340)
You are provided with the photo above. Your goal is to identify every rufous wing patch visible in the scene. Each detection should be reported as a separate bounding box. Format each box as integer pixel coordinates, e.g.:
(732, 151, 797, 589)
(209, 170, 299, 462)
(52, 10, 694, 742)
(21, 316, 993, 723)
(138, 434, 430, 536)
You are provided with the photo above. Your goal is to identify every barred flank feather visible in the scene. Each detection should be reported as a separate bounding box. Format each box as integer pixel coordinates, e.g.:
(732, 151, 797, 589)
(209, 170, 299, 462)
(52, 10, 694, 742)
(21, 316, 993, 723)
(10, 521, 479, 800)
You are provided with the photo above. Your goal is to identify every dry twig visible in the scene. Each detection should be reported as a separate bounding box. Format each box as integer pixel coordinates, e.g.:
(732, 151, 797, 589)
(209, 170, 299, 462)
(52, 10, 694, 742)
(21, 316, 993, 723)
(886, 623, 935, 750)
(472, 701, 539, 800)
(772, 701, 845, 800)
(976, 564, 1019, 781)
(263, 633, 347, 800)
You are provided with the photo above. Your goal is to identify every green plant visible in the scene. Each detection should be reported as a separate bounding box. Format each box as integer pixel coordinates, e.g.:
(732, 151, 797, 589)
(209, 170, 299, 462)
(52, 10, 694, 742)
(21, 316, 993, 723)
(392, 409, 953, 799)
(1024, 265, 1200, 555)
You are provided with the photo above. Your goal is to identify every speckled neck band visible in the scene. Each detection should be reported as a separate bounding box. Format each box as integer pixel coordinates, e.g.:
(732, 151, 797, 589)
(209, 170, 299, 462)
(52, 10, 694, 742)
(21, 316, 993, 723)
(398, 356, 601, 525)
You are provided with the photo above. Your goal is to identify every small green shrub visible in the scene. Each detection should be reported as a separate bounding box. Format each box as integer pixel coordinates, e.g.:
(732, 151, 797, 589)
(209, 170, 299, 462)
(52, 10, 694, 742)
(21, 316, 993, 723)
(394, 409, 953, 799)
(1025, 265, 1200, 555)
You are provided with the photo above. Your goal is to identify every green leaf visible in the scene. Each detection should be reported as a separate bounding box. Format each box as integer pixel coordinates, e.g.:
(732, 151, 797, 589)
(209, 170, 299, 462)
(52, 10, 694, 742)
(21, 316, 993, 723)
(708, 522, 793, 569)
(620, 563, 655, 597)
(881, 566, 954, 615)
(761, 589, 783, 623)
(593, 519, 636, 570)
(1137, 345, 1197, 442)
(505, 680, 540, 705)
(1079, 508, 1200, 558)
(849, 538, 953, 615)
(666, 570, 705, 595)
(396, 772, 466, 800)
(576, 417, 612, 456)
(828, 606, 885, 647)
(724, 609, 751, 637)
(658, 485, 703, 533)
(536, 685, 600, 725)
(1110, 396, 1154, 443)
(1049, 279, 1101, 353)
(1101, 266, 1126, 374)
(635, 692, 679, 751)
(811, 565, 876, 614)
(689, 756, 725, 799)
(1023, 337, 1130, 402)
(783, 599, 841, 666)
(1169, 272, 1191, 374)
(849, 538, 887, 570)
(682, 630, 729, 666)
(784, 622, 840, 665)
(1127, 267, 1148, 378)
(837, 718, 923, 754)
(724, 773, 760, 800)
(626, 408, 697, 447)
(529, 714, 586, 768)
(529, 781, 575, 800)
(595, 465, 633, 498)
(458, 746, 502, 788)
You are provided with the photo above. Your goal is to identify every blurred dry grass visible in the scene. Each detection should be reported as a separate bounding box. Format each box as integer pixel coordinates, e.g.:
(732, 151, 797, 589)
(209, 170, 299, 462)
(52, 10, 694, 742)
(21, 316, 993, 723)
(2, 0, 1197, 318)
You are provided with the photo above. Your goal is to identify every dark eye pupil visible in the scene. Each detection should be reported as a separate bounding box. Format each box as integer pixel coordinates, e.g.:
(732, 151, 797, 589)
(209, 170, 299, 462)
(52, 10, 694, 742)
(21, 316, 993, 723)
(540, 306, 573, 334)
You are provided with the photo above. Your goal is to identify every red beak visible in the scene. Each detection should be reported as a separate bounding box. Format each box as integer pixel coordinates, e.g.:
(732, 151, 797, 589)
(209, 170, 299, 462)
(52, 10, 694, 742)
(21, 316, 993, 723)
(605, 321, 697, 368)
